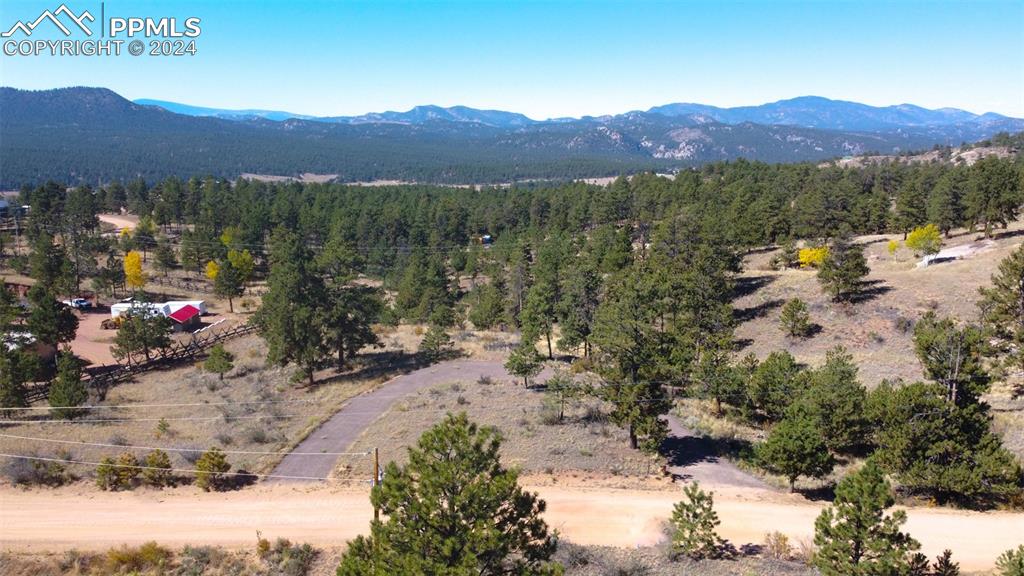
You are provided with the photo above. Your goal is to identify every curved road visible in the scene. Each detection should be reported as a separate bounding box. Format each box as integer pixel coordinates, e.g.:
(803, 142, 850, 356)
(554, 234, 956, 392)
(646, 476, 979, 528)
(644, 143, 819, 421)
(270, 358, 769, 490)
(270, 360, 521, 481)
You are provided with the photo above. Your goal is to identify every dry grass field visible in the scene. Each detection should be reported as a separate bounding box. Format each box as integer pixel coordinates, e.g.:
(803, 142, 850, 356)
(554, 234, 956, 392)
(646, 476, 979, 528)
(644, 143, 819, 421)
(0, 335, 388, 483)
(736, 222, 1024, 386)
(720, 220, 1024, 463)
(340, 374, 667, 482)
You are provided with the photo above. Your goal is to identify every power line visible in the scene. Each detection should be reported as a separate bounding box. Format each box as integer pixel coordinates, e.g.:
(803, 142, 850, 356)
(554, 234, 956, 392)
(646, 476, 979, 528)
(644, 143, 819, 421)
(1, 414, 296, 425)
(0, 453, 333, 481)
(0, 433, 370, 456)
(0, 399, 322, 412)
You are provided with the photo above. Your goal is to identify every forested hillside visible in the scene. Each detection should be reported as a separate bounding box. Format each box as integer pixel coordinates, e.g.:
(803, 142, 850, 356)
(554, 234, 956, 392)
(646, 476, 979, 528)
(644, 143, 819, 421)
(4, 87, 1021, 187)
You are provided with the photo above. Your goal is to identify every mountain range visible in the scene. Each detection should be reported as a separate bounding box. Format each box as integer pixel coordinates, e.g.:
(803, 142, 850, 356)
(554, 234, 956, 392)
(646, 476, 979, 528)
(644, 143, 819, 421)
(137, 94, 1017, 133)
(1, 87, 1021, 187)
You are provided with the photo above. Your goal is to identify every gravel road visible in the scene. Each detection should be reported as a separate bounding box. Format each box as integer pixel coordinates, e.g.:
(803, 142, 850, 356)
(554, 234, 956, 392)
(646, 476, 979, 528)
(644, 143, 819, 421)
(269, 360, 521, 481)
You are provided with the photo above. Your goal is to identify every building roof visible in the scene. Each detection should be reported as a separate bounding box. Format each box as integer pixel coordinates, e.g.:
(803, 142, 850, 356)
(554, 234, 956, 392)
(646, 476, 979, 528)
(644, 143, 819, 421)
(168, 304, 201, 324)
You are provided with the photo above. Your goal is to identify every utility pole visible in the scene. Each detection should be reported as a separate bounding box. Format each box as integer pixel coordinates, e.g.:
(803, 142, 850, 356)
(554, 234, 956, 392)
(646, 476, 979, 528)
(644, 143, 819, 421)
(372, 447, 380, 522)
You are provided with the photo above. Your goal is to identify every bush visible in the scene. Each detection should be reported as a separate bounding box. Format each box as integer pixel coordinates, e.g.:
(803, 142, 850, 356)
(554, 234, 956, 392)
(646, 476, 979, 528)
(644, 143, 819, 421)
(779, 298, 813, 338)
(260, 537, 318, 576)
(763, 531, 792, 560)
(103, 542, 172, 573)
(142, 449, 173, 487)
(798, 246, 829, 268)
(906, 224, 942, 256)
(194, 447, 231, 491)
(419, 323, 453, 361)
(3, 452, 75, 487)
(97, 452, 140, 490)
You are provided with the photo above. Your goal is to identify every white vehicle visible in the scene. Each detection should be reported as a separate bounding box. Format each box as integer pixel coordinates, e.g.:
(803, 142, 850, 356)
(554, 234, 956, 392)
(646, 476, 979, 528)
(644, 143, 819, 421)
(61, 298, 92, 310)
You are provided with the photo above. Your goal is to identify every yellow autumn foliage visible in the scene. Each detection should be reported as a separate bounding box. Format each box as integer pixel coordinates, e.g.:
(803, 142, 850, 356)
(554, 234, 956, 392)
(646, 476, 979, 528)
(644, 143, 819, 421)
(798, 246, 829, 268)
(124, 250, 146, 290)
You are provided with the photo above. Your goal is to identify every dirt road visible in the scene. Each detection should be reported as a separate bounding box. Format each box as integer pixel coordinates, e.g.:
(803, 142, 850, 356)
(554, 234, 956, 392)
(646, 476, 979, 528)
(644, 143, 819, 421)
(271, 360, 528, 480)
(97, 213, 139, 231)
(1, 483, 1020, 570)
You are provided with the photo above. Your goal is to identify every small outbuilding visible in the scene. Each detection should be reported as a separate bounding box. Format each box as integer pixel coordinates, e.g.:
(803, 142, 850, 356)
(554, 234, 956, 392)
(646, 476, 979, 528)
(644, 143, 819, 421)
(167, 304, 202, 331)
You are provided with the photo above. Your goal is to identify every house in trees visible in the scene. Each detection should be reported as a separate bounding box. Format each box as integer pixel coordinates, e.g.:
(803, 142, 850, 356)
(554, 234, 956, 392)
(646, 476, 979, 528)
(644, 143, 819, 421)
(109, 299, 207, 332)
(167, 304, 202, 331)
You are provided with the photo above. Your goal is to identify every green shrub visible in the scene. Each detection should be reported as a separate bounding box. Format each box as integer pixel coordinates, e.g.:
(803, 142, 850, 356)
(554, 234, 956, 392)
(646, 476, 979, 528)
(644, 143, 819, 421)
(261, 538, 318, 576)
(997, 545, 1024, 576)
(142, 449, 173, 487)
(194, 447, 231, 491)
(779, 298, 813, 338)
(103, 541, 172, 573)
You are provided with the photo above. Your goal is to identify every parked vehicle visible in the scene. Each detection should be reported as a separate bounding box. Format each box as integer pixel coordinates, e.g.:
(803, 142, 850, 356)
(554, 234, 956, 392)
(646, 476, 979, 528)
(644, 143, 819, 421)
(62, 298, 92, 310)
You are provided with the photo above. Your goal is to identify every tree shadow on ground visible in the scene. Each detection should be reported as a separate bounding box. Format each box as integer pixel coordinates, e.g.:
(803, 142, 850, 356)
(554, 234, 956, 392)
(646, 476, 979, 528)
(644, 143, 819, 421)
(991, 228, 1024, 241)
(796, 483, 836, 502)
(660, 433, 754, 477)
(847, 279, 892, 305)
(732, 275, 776, 299)
(733, 298, 785, 323)
(311, 349, 461, 389)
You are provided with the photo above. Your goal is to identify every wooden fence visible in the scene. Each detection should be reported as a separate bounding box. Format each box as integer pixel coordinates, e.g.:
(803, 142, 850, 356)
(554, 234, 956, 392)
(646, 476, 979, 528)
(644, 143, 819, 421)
(24, 323, 258, 404)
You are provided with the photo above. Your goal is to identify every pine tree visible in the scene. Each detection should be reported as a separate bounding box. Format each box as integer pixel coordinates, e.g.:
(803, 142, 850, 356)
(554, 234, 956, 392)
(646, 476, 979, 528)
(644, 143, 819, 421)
(194, 447, 231, 491)
(927, 171, 965, 237)
(26, 285, 78, 350)
(204, 343, 234, 381)
(779, 298, 813, 338)
(255, 227, 328, 386)
(28, 233, 74, 296)
(557, 261, 600, 357)
(153, 237, 177, 276)
(336, 414, 561, 576)
(747, 350, 804, 422)
(979, 244, 1024, 372)
(142, 449, 173, 487)
(913, 312, 989, 406)
(669, 482, 727, 559)
(591, 263, 671, 451)
(965, 157, 1022, 237)
(802, 346, 869, 455)
(505, 342, 543, 387)
(932, 550, 960, 576)
(111, 308, 171, 364)
(692, 346, 743, 415)
(997, 546, 1024, 576)
(543, 371, 582, 422)
(48, 350, 88, 418)
(0, 345, 37, 410)
(871, 382, 1021, 505)
(419, 323, 453, 361)
(756, 401, 835, 490)
(895, 176, 928, 238)
(817, 238, 869, 302)
(213, 257, 243, 313)
(814, 461, 920, 576)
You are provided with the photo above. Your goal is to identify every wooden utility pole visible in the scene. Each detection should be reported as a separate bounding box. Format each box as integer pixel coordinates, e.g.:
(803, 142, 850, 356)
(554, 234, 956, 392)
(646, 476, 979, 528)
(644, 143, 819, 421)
(372, 447, 380, 521)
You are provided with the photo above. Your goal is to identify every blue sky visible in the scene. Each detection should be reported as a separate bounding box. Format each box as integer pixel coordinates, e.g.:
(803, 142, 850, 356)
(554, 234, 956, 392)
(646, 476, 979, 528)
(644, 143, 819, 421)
(1, 0, 1022, 118)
